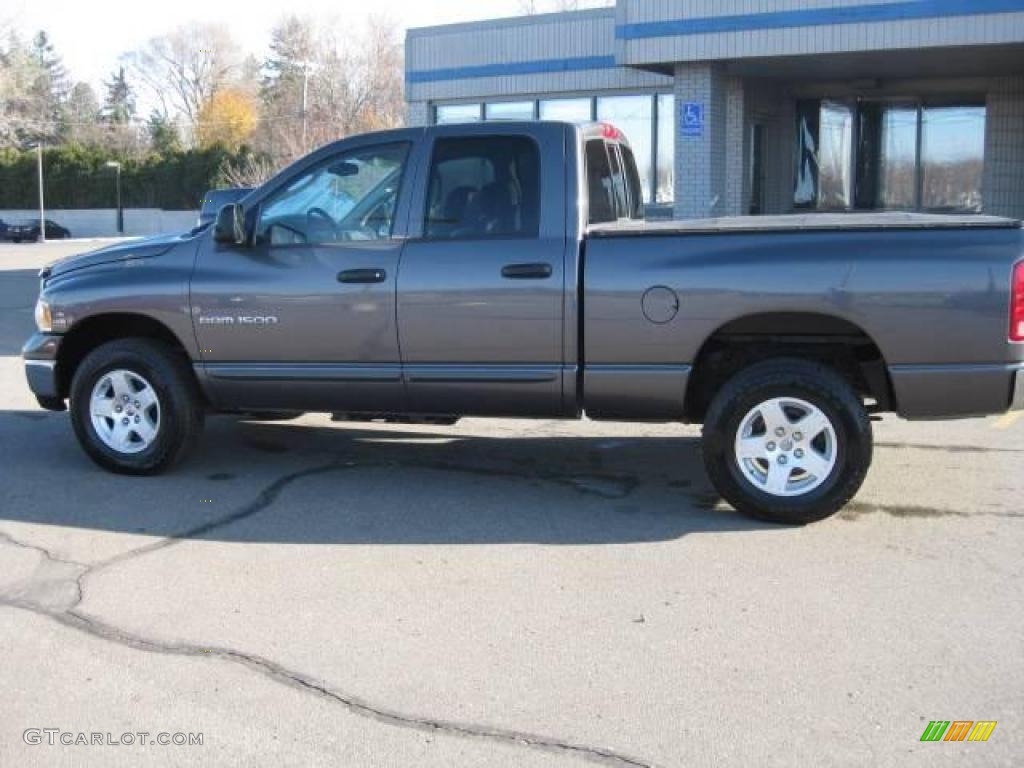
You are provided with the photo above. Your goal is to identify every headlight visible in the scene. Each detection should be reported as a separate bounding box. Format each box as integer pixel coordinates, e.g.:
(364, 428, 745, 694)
(34, 298, 52, 333)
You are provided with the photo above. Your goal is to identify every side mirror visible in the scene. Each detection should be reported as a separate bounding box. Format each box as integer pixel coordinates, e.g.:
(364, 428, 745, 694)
(213, 203, 246, 245)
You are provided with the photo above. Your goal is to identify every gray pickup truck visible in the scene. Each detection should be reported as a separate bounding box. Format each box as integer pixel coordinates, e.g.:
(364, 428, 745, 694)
(23, 121, 1024, 523)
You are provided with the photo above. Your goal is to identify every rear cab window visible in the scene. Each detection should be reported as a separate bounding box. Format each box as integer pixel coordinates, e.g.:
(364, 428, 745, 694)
(585, 137, 644, 225)
(423, 136, 541, 240)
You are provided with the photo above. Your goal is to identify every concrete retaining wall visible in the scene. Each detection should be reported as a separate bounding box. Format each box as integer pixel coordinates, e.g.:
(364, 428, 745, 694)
(0, 209, 199, 239)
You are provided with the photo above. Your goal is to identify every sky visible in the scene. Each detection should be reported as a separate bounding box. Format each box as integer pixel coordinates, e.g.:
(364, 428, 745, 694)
(6, 0, 573, 96)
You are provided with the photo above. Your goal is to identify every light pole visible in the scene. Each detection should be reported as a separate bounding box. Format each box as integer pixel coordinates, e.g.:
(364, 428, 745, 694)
(105, 161, 123, 234)
(298, 60, 319, 154)
(35, 143, 45, 243)
(301, 61, 310, 154)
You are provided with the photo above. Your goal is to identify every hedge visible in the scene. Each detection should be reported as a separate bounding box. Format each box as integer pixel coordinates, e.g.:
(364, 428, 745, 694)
(0, 144, 245, 210)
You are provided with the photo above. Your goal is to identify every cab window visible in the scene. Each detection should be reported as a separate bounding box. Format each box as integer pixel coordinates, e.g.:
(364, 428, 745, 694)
(257, 143, 409, 246)
(423, 136, 540, 240)
(619, 145, 645, 219)
(585, 140, 616, 224)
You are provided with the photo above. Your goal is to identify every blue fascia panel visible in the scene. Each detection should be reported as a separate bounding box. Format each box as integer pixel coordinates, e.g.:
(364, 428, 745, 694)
(616, 0, 1024, 40)
(407, 55, 617, 84)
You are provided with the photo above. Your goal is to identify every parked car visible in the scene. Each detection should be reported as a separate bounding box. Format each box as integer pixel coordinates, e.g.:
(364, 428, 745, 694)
(3, 219, 71, 242)
(22, 122, 1024, 524)
(197, 188, 252, 227)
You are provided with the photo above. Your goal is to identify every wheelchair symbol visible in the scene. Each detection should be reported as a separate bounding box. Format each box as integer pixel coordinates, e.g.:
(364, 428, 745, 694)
(681, 102, 704, 136)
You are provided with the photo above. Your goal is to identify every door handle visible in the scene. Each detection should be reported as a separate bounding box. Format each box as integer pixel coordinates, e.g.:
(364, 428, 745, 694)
(337, 268, 386, 284)
(501, 263, 553, 280)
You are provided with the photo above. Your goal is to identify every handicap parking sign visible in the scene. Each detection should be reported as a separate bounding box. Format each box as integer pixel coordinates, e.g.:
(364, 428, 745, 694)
(681, 102, 704, 137)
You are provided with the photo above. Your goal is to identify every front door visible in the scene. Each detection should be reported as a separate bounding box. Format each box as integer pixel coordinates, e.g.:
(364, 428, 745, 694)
(397, 125, 569, 417)
(191, 140, 413, 412)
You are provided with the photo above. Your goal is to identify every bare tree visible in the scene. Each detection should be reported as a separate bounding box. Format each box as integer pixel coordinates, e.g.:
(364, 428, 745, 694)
(0, 31, 55, 144)
(258, 14, 404, 163)
(123, 22, 243, 128)
(219, 152, 277, 187)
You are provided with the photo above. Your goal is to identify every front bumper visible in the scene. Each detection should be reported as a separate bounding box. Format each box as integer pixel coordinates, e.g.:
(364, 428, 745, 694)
(22, 332, 66, 410)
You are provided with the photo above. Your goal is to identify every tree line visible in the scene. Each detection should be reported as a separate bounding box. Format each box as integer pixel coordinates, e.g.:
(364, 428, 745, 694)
(0, 15, 404, 209)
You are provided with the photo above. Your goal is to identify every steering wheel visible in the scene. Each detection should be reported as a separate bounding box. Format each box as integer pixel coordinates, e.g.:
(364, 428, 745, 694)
(307, 207, 339, 239)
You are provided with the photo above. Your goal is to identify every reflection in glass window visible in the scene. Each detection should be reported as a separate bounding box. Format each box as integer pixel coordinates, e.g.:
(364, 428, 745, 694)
(922, 105, 985, 212)
(794, 100, 820, 208)
(485, 101, 535, 121)
(539, 97, 592, 122)
(818, 101, 853, 209)
(620, 145, 645, 219)
(878, 104, 918, 210)
(799, 97, 986, 213)
(258, 144, 409, 245)
(435, 103, 481, 124)
(597, 95, 653, 204)
(656, 94, 675, 204)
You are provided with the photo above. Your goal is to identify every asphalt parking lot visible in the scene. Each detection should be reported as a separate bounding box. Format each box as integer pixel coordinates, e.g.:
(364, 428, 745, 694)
(1, 240, 1021, 767)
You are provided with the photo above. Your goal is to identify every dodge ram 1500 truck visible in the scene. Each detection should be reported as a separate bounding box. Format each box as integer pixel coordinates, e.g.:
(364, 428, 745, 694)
(23, 121, 1024, 524)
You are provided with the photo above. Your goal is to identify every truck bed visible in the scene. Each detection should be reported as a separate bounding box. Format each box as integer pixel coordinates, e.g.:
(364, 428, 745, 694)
(588, 212, 1021, 237)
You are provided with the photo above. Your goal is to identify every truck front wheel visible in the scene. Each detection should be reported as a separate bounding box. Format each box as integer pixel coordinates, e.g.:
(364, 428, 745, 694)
(701, 358, 872, 524)
(69, 339, 204, 474)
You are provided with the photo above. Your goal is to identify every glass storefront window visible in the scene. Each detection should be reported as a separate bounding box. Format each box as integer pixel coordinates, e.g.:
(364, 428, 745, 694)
(597, 95, 653, 204)
(656, 94, 675, 205)
(435, 104, 481, 124)
(798, 98, 986, 213)
(539, 97, 592, 122)
(485, 101, 535, 121)
(922, 105, 985, 212)
(878, 104, 918, 210)
(817, 101, 854, 210)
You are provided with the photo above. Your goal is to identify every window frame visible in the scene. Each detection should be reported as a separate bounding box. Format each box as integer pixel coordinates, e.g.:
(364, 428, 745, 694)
(419, 133, 544, 243)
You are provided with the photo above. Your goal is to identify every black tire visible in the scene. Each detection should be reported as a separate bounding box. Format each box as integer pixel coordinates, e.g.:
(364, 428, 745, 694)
(701, 358, 872, 525)
(70, 338, 204, 474)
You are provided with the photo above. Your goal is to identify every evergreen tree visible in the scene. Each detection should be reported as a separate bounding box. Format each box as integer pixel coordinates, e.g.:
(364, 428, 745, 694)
(17, 30, 70, 141)
(102, 66, 135, 124)
(147, 111, 181, 155)
(30, 31, 69, 103)
(63, 81, 102, 144)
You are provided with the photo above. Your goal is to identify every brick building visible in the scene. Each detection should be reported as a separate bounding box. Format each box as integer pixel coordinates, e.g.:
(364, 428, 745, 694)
(405, 1, 1024, 220)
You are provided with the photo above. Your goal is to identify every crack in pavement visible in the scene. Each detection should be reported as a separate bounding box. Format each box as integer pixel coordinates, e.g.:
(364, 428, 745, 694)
(875, 441, 1024, 455)
(85, 455, 651, 582)
(840, 501, 1023, 521)
(0, 461, 657, 768)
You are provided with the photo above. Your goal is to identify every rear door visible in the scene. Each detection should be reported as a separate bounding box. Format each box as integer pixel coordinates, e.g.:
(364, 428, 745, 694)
(396, 123, 569, 417)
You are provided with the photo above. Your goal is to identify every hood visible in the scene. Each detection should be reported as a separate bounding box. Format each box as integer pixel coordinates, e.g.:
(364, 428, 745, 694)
(44, 232, 185, 279)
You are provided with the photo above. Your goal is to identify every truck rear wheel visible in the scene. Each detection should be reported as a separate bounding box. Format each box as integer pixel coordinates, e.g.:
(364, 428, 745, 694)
(701, 358, 872, 524)
(70, 339, 204, 474)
